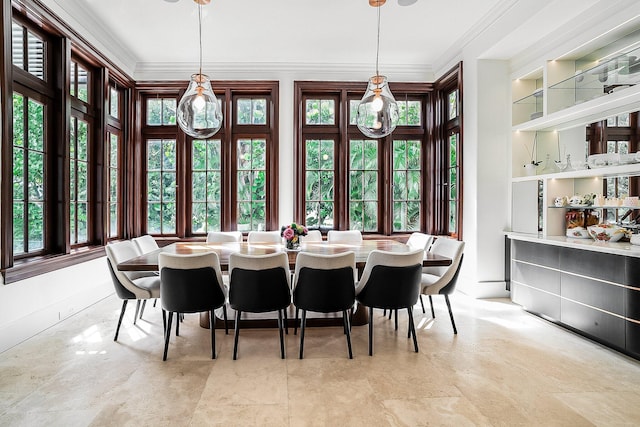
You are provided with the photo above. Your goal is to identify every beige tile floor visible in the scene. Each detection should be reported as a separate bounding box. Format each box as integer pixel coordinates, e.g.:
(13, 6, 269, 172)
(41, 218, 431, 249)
(2, 291, 640, 426)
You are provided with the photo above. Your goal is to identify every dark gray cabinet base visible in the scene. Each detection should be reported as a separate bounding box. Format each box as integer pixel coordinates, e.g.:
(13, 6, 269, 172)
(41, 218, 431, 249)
(510, 239, 640, 360)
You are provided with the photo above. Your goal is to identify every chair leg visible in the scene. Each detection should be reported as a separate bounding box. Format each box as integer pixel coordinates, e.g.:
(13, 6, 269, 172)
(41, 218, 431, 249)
(283, 307, 289, 335)
(294, 307, 299, 335)
(407, 307, 419, 352)
(162, 309, 166, 335)
(444, 294, 458, 334)
(133, 300, 141, 325)
(368, 306, 374, 356)
(114, 300, 128, 341)
(429, 295, 435, 318)
(222, 305, 229, 335)
(299, 309, 307, 359)
(233, 310, 242, 360)
(176, 313, 180, 336)
(139, 299, 147, 320)
(388, 309, 392, 320)
(163, 312, 174, 361)
(419, 295, 426, 314)
(153, 298, 157, 308)
(278, 310, 286, 359)
(210, 309, 216, 359)
(394, 309, 398, 331)
(343, 310, 353, 359)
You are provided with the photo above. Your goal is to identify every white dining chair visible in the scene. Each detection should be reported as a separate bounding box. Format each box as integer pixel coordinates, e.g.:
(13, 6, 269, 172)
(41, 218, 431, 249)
(247, 230, 282, 243)
(299, 229, 322, 242)
(207, 231, 243, 243)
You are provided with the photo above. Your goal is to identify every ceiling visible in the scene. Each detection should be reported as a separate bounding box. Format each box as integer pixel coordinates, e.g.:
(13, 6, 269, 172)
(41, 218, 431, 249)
(37, 0, 624, 80)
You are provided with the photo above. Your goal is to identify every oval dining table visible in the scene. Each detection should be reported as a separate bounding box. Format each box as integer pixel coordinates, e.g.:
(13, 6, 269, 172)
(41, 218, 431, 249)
(117, 239, 452, 328)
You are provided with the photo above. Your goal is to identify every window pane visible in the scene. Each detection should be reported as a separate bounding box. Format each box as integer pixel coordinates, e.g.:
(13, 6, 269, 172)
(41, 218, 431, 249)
(349, 100, 359, 125)
(349, 139, 378, 231)
(305, 99, 335, 125)
(27, 99, 44, 151)
(191, 133, 224, 229)
(393, 140, 421, 232)
(162, 99, 176, 125)
(108, 132, 119, 238)
(305, 139, 334, 229)
(237, 98, 267, 125)
(28, 202, 44, 251)
(147, 99, 161, 125)
(146, 139, 176, 234)
(70, 61, 76, 97)
(12, 22, 24, 70)
(27, 30, 44, 80)
(77, 64, 89, 103)
(448, 90, 458, 120)
(109, 87, 119, 119)
(237, 139, 267, 231)
(397, 101, 421, 126)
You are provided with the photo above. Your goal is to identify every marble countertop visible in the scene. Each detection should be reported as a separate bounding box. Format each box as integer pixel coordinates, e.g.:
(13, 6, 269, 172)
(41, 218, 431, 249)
(505, 231, 640, 258)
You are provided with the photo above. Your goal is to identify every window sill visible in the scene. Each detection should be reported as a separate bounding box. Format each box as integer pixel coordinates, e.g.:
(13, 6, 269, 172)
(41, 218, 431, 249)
(2, 246, 106, 285)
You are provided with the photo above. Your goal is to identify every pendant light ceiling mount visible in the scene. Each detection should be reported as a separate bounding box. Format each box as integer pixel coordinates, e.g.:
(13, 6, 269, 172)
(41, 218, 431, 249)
(356, 0, 399, 139)
(176, 0, 223, 139)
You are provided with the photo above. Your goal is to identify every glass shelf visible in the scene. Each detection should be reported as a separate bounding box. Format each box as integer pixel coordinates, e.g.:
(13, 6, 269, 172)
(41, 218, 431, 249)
(548, 45, 640, 113)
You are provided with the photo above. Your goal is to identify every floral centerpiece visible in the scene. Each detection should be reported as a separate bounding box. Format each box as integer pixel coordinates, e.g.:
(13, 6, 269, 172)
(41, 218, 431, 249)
(281, 222, 308, 250)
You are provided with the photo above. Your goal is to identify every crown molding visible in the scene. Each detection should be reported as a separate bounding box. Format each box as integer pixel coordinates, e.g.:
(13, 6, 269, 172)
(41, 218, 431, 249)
(133, 61, 434, 82)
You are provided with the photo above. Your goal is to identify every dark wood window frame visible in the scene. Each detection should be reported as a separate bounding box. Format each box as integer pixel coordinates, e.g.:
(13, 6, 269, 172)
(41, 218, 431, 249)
(294, 67, 463, 238)
(134, 81, 280, 238)
(1, 2, 134, 284)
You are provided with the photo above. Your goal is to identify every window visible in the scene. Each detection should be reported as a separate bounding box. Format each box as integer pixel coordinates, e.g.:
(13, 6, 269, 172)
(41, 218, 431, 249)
(106, 82, 125, 239)
(295, 82, 431, 234)
(69, 117, 89, 245)
(12, 93, 46, 255)
(138, 83, 279, 237)
(12, 21, 45, 80)
(107, 133, 119, 238)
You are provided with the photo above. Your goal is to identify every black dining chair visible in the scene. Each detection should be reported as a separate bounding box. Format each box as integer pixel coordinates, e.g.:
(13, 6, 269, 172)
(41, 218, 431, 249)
(355, 248, 425, 356)
(158, 251, 228, 361)
(228, 252, 292, 360)
(293, 251, 356, 359)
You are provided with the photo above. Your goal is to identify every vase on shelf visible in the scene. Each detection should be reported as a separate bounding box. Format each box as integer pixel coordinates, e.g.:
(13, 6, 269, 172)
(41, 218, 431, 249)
(541, 153, 560, 174)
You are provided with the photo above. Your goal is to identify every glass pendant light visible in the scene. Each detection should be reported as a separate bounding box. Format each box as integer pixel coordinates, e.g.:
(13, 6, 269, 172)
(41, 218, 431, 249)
(356, 0, 399, 139)
(177, 0, 222, 139)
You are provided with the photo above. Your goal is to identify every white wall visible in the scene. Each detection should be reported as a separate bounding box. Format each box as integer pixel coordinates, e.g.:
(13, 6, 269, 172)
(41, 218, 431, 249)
(0, 258, 112, 353)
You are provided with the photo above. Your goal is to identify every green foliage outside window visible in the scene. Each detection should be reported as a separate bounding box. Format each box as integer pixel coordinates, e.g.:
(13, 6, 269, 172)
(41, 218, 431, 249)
(147, 139, 177, 234)
(392, 140, 421, 231)
(237, 98, 266, 124)
(147, 98, 177, 126)
(13, 93, 45, 254)
(306, 99, 335, 125)
(192, 139, 222, 232)
(108, 133, 119, 237)
(448, 134, 458, 234)
(305, 139, 334, 228)
(349, 140, 378, 231)
(237, 139, 266, 231)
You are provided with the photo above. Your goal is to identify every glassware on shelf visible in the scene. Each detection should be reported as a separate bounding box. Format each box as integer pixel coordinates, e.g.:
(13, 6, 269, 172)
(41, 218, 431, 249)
(541, 153, 560, 174)
(561, 154, 574, 172)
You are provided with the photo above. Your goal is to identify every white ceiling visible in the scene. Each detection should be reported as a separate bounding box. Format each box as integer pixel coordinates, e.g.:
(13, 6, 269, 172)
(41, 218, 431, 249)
(38, 0, 632, 80)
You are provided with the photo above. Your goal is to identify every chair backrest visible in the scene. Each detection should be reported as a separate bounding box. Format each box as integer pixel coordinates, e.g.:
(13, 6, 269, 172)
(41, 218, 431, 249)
(355, 249, 425, 309)
(207, 231, 243, 243)
(326, 230, 363, 243)
(406, 232, 434, 253)
(293, 252, 356, 313)
(424, 238, 465, 279)
(105, 241, 152, 299)
(247, 230, 282, 243)
(132, 235, 159, 254)
(228, 252, 291, 312)
(299, 229, 322, 243)
(158, 252, 226, 313)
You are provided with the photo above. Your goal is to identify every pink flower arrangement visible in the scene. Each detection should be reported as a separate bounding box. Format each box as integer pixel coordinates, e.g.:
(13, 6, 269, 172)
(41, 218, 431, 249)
(280, 222, 308, 246)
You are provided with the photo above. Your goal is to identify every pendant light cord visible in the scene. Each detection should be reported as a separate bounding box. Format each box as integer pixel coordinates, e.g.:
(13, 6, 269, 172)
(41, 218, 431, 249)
(198, 2, 203, 80)
(375, 1, 381, 78)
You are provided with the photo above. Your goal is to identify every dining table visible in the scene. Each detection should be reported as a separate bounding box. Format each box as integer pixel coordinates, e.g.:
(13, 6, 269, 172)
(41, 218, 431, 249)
(117, 239, 452, 328)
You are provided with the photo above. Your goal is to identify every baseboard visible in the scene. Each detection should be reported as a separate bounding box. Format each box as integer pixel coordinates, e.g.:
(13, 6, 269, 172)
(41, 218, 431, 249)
(457, 280, 510, 299)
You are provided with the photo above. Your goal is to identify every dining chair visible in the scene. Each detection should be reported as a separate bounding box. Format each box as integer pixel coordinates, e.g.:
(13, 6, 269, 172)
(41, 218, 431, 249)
(326, 230, 363, 243)
(158, 251, 228, 360)
(420, 238, 465, 334)
(132, 234, 159, 254)
(299, 229, 322, 243)
(247, 230, 282, 243)
(206, 231, 243, 243)
(105, 241, 161, 341)
(355, 248, 424, 356)
(228, 252, 292, 359)
(405, 232, 434, 314)
(293, 251, 356, 359)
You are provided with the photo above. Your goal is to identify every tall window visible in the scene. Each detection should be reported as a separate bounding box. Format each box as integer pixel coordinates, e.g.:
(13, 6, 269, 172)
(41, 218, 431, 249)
(69, 117, 89, 245)
(106, 83, 124, 239)
(138, 83, 279, 237)
(295, 82, 431, 234)
(12, 93, 46, 255)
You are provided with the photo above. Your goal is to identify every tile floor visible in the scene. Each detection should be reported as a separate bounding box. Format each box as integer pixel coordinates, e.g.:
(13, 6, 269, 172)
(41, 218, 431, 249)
(2, 291, 640, 426)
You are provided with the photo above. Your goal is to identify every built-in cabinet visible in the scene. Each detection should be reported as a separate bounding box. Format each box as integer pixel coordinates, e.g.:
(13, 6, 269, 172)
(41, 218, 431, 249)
(508, 20, 640, 359)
